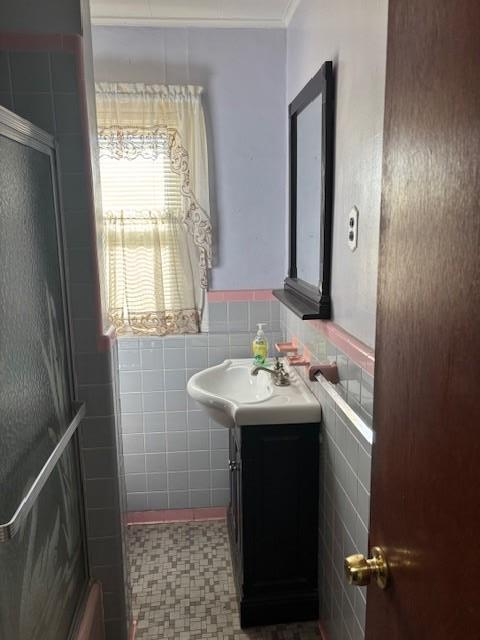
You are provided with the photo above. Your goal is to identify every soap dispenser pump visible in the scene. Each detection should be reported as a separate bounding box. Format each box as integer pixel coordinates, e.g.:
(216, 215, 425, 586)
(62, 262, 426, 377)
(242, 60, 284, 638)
(252, 323, 269, 365)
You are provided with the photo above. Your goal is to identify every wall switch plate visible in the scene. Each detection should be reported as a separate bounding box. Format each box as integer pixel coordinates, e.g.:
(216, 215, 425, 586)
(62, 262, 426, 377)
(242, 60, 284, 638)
(348, 206, 359, 251)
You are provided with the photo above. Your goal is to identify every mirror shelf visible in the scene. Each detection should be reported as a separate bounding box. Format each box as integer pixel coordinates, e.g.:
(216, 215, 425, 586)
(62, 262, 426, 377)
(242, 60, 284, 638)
(273, 285, 331, 321)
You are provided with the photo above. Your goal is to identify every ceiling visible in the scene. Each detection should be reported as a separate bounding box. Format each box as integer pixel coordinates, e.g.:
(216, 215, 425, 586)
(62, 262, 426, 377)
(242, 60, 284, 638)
(90, 0, 301, 28)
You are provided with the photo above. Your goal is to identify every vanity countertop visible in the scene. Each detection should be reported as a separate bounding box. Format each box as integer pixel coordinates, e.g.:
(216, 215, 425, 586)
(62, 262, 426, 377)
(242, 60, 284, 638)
(187, 358, 321, 427)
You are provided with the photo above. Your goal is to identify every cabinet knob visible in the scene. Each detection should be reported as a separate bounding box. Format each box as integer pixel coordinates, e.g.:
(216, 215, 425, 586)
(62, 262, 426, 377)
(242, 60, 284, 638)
(229, 460, 238, 471)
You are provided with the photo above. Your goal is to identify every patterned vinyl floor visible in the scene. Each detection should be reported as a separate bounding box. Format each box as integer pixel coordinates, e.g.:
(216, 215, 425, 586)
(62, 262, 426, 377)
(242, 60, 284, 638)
(128, 520, 320, 639)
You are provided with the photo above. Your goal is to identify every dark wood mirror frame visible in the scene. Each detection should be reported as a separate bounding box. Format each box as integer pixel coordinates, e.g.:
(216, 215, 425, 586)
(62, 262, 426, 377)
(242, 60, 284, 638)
(274, 61, 334, 320)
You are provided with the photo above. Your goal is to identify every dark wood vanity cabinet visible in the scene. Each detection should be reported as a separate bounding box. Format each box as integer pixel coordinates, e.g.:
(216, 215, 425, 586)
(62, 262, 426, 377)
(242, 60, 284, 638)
(227, 423, 320, 628)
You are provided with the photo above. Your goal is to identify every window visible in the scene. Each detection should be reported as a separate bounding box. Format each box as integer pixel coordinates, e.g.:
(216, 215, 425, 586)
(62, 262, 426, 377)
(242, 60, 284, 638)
(96, 83, 212, 336)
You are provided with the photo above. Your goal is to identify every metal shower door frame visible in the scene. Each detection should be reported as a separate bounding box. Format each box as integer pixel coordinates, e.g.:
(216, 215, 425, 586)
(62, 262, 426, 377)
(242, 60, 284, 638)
(0, 105, 92, 634)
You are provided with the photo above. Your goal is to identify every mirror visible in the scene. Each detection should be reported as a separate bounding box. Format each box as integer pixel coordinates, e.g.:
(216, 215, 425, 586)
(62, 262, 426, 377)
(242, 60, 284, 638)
(274, 62, 334, 319)
(296, 94, 323, 286)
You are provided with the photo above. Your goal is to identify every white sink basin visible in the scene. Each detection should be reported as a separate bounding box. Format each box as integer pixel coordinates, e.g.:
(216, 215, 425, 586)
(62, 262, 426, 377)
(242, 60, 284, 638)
(187, 358, 321, 427)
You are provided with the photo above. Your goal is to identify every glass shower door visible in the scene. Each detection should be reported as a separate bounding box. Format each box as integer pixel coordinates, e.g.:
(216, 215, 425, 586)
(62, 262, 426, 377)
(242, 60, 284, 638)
(0, 109, 89, 638)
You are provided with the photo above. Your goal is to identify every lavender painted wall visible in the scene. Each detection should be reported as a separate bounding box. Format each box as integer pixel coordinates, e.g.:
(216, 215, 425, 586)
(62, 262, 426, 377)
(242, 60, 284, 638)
(91, 26, 287, 291)
(287, 0, 388, 347)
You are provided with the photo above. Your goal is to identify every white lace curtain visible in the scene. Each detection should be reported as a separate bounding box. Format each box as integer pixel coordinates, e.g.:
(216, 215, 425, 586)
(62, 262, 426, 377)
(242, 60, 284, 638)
(96, 82, 212, 335)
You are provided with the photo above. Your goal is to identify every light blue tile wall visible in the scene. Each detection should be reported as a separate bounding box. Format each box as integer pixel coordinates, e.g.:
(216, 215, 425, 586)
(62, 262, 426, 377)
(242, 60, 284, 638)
(279, 303, 374, 640)
(0, 48, 129, 639)
(118, 298, 282, 510)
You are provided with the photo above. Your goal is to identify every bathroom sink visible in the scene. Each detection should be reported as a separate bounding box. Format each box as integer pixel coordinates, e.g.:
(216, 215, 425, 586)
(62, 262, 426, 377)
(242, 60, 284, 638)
(187, 359, 321, 427)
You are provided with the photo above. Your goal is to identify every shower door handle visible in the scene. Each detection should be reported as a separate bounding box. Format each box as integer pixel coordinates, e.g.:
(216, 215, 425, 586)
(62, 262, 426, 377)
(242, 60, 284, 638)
(0, 402, 86, 543)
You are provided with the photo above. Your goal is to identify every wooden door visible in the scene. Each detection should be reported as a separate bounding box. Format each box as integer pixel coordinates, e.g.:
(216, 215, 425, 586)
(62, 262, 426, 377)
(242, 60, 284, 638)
(366, 1, 480, 638)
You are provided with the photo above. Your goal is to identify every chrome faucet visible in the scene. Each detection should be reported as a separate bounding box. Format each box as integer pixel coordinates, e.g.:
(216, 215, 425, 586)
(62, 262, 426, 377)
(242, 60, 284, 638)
(251, 358, 290, 386)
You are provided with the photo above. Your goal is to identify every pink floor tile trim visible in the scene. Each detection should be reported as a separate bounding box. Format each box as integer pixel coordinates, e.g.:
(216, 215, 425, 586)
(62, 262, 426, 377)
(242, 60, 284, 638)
(128, 620, 137, 640)
(127, 507, 227, 525)
(307, 319, 375, 376)
(73, 582, 105, 640)
(192, 507, 227, 520)
(318, 622, 329, 640)
(208, 289, 275, 302)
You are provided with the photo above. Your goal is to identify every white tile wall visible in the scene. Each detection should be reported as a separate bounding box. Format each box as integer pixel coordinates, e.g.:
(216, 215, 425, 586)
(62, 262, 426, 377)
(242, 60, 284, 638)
(118, 299, 282, 510)
(279, 303, 374, 640)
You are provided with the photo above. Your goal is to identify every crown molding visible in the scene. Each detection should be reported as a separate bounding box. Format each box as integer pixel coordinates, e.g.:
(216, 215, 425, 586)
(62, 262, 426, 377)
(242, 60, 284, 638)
(90, 0, 303, 28)
(283, 0, 301, 25)
(91, 15, 287, 28)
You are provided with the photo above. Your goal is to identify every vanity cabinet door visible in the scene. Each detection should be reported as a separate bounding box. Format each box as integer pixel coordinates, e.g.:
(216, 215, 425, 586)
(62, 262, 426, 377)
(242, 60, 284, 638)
(240, 423, 319, 624)
(228, 422, 319, 627)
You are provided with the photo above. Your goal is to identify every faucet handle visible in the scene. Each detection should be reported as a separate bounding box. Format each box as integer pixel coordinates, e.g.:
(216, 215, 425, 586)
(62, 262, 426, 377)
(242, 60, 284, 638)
(272, 357, 290, 386)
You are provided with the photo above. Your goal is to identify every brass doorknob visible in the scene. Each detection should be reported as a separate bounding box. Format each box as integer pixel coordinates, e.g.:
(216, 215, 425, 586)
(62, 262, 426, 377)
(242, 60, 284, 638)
(344, 546, 389, 589)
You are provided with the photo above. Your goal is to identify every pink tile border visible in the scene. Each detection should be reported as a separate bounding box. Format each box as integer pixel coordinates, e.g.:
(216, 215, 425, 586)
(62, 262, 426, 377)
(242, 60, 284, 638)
(252, 290, 276, 300)
(127, 507, 227, 526)
(307, 319, 375, 376)
(207, 289, 275, 302)
(207, 291, 229, 302)
(0, 32, 79, 52)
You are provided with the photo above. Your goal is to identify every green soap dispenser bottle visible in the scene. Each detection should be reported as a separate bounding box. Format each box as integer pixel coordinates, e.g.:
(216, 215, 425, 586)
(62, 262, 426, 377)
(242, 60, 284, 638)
(252, 323, 269, 365)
